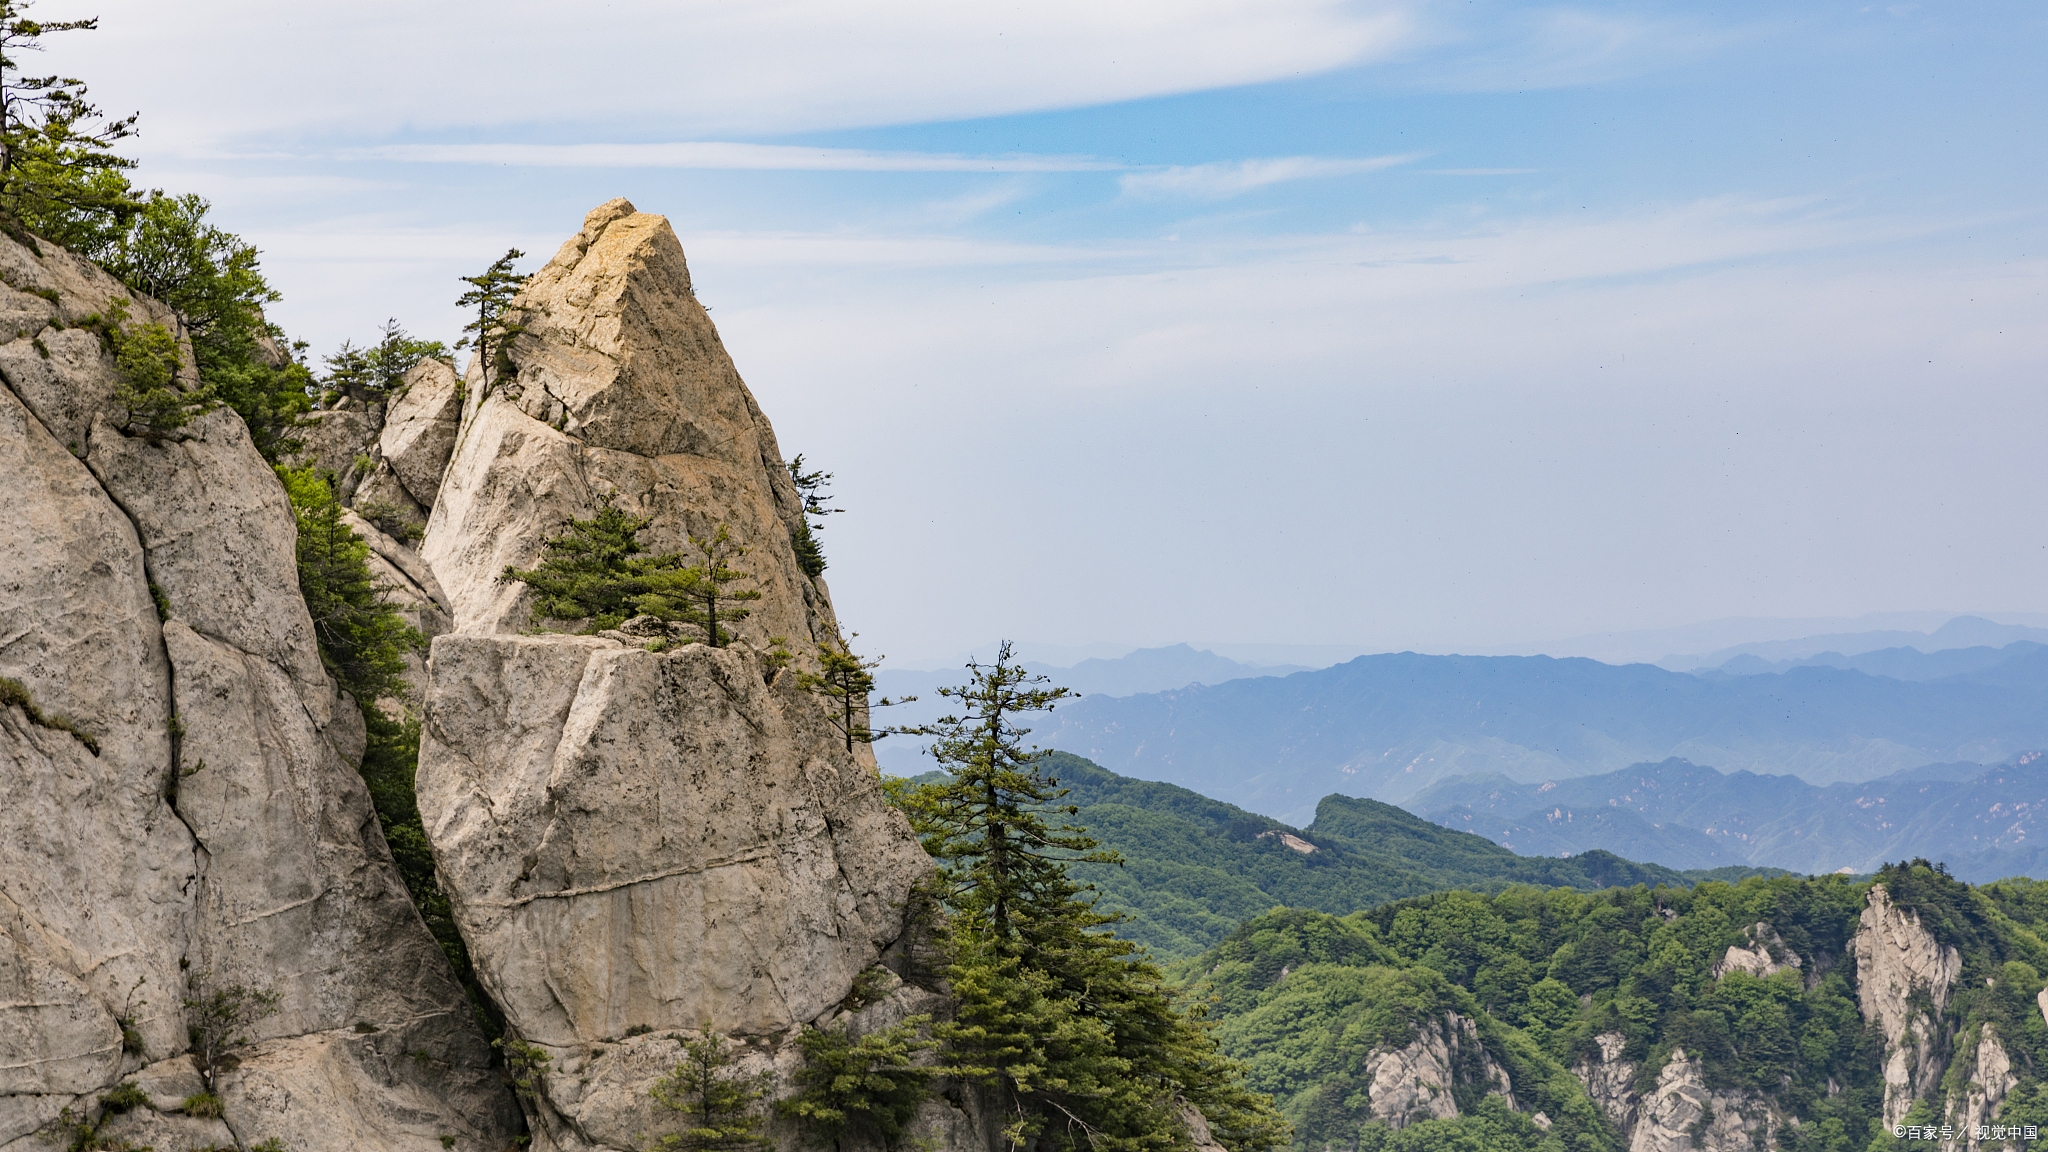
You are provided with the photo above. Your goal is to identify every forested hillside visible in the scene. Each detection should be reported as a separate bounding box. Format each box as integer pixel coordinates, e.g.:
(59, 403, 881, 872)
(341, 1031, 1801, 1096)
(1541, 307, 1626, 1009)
(946, 754, 1780, 958)
(1173, 863, 2048, 1151)
(1417, 753, 2048, 878)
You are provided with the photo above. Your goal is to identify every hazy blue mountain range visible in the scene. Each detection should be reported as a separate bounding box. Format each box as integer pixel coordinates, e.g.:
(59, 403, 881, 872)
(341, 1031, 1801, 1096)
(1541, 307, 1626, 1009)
(1413, 752, 2048, 880)
(1658, 614, 2048, 671)
(1705, 639, 2046, 681)
(873, 643, 1303, 773)
(1037, 648, 2048, 822)
(909, 753, 1781, 960)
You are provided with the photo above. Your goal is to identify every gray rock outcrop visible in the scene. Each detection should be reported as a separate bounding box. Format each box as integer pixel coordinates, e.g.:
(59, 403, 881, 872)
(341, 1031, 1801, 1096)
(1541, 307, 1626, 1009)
(415, 201, 940, 1151)
(1711, 921, 1803, 980)
(422, 198, 838, 650)
(1356, 1010, 1515, 1130)
(0, 231, 518, 1150)
(378, 358, 464, 510)
(1572, 1032, 1783, 1152)
(1854, 882, 1964, 1126)
(1625, 1049, 1780, 1152)
(1945, 1023, 2019, 1151)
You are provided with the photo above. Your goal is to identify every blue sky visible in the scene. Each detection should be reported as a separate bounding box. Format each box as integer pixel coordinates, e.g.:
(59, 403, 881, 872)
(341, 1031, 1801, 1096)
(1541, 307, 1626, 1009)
(55, 0, 2048, 664)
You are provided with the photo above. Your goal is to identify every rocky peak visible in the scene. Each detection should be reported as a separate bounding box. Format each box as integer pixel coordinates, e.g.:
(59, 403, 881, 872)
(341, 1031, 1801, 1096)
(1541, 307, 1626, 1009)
(424, 199, 832, 648)
(415, 202, 943, 1152)
(1854, 881, 1965, 1127)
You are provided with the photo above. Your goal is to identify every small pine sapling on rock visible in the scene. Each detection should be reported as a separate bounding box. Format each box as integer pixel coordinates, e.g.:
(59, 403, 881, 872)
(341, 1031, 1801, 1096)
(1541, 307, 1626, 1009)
(665, 525, 760, 649)
(649, 1033, 774, 1152)
(797, 635, 914, 754)
(501, 492, 685, 633)
(183, 968, 281, 1095)
(784, 453, 839, 578)
(455, 248, 528, 394)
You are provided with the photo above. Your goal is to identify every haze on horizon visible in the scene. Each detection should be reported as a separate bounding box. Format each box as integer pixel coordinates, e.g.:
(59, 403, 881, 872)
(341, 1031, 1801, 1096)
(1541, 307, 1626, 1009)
(57, 0, 2048, 664)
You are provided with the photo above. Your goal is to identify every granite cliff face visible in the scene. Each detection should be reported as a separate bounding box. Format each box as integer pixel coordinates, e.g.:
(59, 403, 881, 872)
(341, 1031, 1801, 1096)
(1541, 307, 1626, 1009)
(1855, 882, 1965, 1128)
(1573, 1034, 1784, 1152)
(1356, 1010, 1516, 1130)
(0, 234, 516, 1149)
(413, 201, 949, 1151)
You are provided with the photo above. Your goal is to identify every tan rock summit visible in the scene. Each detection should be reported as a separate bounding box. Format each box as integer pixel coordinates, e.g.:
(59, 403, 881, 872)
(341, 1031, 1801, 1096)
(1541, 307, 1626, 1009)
(425, 198, 837, 650)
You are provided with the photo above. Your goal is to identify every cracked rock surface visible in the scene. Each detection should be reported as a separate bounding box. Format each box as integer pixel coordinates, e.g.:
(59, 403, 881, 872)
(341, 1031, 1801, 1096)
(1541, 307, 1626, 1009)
(0, 230, 518, 1151)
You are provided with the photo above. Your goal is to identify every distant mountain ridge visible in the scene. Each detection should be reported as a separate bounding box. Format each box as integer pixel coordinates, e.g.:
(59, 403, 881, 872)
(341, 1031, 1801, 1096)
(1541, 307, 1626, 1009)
(923, 753, 1782, 960)
(1414, 752, 2048, 880)
(1039, 648, 2048, 822)
(1660, 614, 2048, 671)
(874, 642, 1305, 773)
(1705, 639, 2047, 682)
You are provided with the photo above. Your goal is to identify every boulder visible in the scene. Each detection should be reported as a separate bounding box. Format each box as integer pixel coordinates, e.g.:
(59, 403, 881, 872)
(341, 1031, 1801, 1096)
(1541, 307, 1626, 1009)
(419, 634, 932, 1149)
(378, 357, 463, 508)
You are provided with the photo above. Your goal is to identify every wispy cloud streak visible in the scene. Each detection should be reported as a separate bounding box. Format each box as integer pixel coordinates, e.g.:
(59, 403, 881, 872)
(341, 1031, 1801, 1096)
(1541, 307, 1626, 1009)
(337, 142, 1128, 173)
(1119, 154, 1419, 199)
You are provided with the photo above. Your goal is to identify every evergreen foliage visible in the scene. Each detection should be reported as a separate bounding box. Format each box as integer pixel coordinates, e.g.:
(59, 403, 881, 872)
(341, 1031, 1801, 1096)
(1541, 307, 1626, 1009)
(276, 466, 491, 1027)
(455, 247, 527, 390)
(797, 635, 913, 753)
(785, 453, 839, 577)
(1163, 866, 2048, 1151)
(0, 1, 138, 238)
(780, 1018, 937, 1147)
(107, 299, 215, 440)
(277, 465, 421, 704)
(892, 644, 1289, 1152)
(666, 524, 761, 648)
(82, 192, 313, 462)
(650, 1033, 774, 1152)
(501, 492, 715, 635)
(322, 318, 447, 405)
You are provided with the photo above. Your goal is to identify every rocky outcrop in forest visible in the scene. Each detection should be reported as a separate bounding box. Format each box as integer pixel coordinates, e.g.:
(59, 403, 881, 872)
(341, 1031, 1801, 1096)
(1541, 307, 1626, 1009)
(0, 230, 517, 1148)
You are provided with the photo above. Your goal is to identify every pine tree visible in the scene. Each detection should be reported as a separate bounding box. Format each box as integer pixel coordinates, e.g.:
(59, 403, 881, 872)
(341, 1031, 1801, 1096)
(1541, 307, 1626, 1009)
(780, 1018, 937, 1148)
(455, 248, 527, 392)
(796, 635, 914, 753)
(0, 1, 139, 240)
(108, 300, 215, 441)
(896, 642, 1290, 1152)
(501, 493, 680, 632)
(322, 318, 447, 405)
(785, 454, 839, 578)
(668, 525, 760, 648)
(278, 465, 422, 703)
(650, 1033, 774, 1152)
(95, 193, 312, 461)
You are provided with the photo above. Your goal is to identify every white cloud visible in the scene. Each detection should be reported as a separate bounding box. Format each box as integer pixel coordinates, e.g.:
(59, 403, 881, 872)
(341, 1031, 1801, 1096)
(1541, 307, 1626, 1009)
(1119, 154, 1419, 199)
(332, 142, 1125, 173)
(72, 0, 1415, 147)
